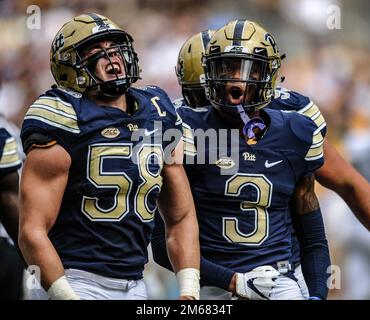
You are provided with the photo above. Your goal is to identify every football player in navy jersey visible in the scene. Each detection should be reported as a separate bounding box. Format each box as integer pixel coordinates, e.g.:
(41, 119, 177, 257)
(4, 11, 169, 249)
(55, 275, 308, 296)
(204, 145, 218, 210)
(0, 126, 22, 243)
(0, 124, 23, 299)
(153, 22, 370, 300)
(152, 21, 333, 300)
(18, 13, 200, 300)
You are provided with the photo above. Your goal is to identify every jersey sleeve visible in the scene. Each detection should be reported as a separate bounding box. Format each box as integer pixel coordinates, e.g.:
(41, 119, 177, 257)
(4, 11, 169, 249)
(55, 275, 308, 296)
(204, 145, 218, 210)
(297, 101, 326, 138)
(176, 107, 197, 159)
(273, 87, 327, 137)
(0, 128, 22, 176)
(288, 112, 325, 176)
(172, 97, 186, 110)
(20, 89, 80, 155)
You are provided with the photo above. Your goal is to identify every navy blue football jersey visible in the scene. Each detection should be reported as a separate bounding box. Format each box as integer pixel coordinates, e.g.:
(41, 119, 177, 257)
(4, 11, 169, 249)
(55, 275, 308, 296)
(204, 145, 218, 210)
(174, 104, 324, 273)
(172, 98, 187, 110)
(0, 127, 22, 176)
(21, 85, 182, 279)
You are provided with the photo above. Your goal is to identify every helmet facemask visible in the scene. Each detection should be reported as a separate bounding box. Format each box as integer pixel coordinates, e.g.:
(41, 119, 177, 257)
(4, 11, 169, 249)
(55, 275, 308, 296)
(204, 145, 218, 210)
(204, 54, 275, 114)
(73, 33, 140, 98)
(181, 84, 209, 108)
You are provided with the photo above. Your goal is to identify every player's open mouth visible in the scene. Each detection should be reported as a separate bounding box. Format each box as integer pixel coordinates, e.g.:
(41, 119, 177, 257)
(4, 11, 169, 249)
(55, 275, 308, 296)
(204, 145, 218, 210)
(105, 62, 122, 75)
(228, 86, 244, 104)
(230, 87, 243, 99)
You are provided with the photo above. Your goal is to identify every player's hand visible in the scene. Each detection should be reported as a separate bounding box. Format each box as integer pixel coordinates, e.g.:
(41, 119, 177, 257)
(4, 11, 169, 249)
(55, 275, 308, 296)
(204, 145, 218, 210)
(235, 265, 280, 300)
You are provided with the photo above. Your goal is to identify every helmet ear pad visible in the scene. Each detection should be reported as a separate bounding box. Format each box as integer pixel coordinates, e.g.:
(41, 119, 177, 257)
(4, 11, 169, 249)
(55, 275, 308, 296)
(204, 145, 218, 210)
(51, 45, 88, 91)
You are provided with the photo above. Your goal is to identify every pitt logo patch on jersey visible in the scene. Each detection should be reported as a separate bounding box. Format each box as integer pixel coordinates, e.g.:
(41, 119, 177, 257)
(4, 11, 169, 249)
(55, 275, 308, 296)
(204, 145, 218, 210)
(127, 123, 139, 132)
(101, 127, 120, 138)
(215, 157, 235, 169)
(243, 152, 256, 161)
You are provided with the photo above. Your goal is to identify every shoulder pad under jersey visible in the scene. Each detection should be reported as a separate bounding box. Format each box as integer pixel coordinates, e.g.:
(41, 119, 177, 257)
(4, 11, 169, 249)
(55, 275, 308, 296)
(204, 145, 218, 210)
(271, 87, 326, 136)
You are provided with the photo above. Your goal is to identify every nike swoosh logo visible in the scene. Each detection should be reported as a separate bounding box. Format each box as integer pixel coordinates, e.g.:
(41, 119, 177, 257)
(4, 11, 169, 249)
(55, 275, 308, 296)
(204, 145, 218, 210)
(265, 160, 283, 168)
(144, 128, 158, 136)
(255, 48, 265, 53)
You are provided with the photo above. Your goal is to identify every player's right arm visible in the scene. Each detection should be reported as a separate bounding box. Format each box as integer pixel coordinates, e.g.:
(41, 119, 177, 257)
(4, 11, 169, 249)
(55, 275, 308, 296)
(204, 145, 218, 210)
(315, 140, 370, 230)
(18, 144, 79, 299)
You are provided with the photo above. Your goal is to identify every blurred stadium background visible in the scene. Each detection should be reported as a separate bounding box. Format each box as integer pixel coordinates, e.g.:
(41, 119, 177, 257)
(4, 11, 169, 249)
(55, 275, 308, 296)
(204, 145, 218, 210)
(0, 0, 369, 299)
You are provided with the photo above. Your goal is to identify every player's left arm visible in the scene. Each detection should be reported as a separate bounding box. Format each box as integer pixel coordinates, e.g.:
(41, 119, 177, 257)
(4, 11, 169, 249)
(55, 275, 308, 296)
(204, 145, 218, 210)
(157, 140, 200, 300)
(315, 140, 370, 230)
(0, 170, 20, 243)
(291, 174, 331, 300)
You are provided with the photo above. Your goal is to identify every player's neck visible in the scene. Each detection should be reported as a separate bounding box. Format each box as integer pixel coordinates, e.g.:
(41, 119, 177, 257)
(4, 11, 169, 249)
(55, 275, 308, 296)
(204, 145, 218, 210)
(218, 109, 261, 130)
(87, 92, 127, 112)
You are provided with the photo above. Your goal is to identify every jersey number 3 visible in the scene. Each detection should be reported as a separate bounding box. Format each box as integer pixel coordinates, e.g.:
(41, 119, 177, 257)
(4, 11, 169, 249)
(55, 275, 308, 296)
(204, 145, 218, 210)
(223, 173, 272, 245)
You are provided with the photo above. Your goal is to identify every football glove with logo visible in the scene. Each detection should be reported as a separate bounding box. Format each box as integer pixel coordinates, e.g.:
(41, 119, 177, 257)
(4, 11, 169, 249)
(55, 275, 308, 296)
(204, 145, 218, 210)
(236, 265, 280, 300)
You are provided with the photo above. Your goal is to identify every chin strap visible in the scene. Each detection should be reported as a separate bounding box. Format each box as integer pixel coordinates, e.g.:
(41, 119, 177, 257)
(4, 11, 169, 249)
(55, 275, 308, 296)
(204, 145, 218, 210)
(97, 80, 129, 98)
(236, 104, 266, 140)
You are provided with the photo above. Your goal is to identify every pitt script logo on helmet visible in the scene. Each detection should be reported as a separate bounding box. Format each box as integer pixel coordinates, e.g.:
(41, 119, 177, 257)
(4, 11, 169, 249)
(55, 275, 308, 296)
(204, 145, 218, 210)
(175, 30, 215, 108)
(203, 19, 284, 113)
(50, 13, 140, 97)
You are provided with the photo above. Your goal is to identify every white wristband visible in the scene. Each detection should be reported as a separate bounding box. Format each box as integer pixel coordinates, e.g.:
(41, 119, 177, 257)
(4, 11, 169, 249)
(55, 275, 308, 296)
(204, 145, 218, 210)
(47, 275, 80, 300)
(176, 268, 200, 300)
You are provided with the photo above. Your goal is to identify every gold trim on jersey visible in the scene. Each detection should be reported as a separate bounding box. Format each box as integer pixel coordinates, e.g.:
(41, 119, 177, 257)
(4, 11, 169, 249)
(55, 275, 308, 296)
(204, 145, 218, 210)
(175, 112, 183, 126)
(34, 97, 76, 115)
(305, 129, 324, 161)
(25, 96, 80, 133)
(0, 137, 21, 168)
(182, 122, 196, 156)
(298, 102, 326, 128)
(29, 140, 58, 151)
(312, 130, 324, 148)
(311, 112, 326, 128)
